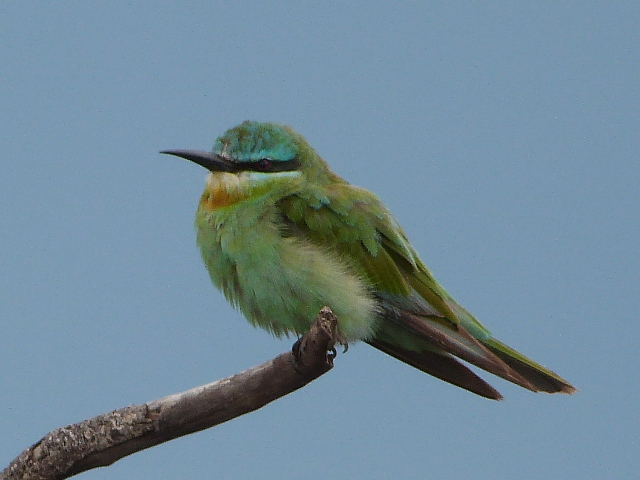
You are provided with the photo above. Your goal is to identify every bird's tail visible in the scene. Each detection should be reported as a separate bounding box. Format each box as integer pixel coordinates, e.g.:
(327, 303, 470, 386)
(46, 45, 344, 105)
(367, 337, 505, 399)
(370, 309, 575, 399)
(481, 337, 576, 394)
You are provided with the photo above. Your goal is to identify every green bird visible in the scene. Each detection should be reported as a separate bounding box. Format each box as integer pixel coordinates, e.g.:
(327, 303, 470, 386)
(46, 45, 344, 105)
(162, 121, 575, 400)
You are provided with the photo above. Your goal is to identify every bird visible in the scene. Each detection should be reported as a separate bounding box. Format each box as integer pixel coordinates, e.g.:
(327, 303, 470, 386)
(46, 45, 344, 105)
(161, 120, 575, 400)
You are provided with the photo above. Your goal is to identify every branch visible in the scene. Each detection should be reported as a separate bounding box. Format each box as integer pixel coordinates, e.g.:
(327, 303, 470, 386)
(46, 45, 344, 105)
(2, 307, 340, 480)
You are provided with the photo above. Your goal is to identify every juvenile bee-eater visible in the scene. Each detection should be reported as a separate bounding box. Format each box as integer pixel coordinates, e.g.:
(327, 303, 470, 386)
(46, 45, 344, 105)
(162, 121, 575, 400)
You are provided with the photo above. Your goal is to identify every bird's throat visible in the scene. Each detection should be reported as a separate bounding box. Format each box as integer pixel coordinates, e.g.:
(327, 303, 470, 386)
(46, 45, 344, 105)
(199, 170, 304, 211)
(199, 172, 247, 210)
(200, 187, 241, 210)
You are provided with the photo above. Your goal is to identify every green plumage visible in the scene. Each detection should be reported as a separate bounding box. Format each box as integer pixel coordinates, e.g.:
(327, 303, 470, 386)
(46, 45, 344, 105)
(162, 121, 575, 400)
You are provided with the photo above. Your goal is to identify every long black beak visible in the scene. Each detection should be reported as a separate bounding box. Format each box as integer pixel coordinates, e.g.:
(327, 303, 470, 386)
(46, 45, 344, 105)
(160, 149, 237, 172)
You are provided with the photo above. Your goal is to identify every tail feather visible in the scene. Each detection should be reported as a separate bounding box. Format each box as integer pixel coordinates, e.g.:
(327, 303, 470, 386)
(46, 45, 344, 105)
(483, 338, 576, 394)
(367, 338, 503, 400)
(374, 307, 575, 398)
(396, 312, 538, 392)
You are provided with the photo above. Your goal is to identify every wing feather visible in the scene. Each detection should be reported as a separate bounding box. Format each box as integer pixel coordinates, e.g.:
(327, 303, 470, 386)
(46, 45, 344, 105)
(277, 182, 573, 397)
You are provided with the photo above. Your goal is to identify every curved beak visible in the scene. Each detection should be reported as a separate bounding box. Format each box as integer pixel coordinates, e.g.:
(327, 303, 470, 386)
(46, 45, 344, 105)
(160, 149, 237, 172)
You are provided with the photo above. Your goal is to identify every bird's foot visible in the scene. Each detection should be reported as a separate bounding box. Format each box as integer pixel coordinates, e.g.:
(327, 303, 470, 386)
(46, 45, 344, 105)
(291, 336, 305, 373)
(291, 307, 344, 372)
(327, 346, 337, 360)
(326, 334, 348, 359)
(292, 336, 305, 361)
(335, 331, 349, 354)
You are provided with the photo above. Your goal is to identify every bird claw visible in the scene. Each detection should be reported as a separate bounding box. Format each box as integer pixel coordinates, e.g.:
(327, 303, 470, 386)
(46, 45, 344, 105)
(327, 346, 337, 360)
(327, 335, 348, 359)
(292, 337, 302, 359)
(292, 311, 348, 367)
(337, 332, 349, 353)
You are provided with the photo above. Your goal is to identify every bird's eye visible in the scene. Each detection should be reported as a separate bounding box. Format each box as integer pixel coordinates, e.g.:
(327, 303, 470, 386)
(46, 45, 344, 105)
(256, 159, 271, 170)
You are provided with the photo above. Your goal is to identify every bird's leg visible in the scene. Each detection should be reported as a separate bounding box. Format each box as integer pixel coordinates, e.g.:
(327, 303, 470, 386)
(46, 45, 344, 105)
(291, 336, 305, 373)
(340, 337, 349, 354)
(292, 336, 302, 359)
(333, 325, 349, 353)
(327, 346, 337, 360)
(292, 307, 343, 370)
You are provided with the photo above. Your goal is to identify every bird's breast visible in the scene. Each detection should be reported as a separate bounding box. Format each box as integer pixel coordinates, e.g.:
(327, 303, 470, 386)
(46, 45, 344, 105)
(195, 203, 379, 341)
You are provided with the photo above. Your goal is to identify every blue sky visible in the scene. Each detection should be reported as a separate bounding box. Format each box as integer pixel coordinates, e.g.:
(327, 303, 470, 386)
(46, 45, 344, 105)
(1, 2, 638, 479)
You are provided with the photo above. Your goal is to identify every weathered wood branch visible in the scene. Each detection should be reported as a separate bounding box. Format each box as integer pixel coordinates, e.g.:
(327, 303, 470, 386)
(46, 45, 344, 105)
(2, 307, 340, 480)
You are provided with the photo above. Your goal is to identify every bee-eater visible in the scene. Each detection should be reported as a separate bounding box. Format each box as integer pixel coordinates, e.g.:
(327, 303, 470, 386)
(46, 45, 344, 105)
(162, 121, 575, 400)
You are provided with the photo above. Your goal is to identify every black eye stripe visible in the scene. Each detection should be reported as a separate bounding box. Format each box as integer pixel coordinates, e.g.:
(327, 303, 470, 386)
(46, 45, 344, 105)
(236, 157, 300, 173)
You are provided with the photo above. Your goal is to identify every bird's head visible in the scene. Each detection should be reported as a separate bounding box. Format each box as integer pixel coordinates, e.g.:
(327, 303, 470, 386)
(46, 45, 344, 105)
(162, 121, 337, 209)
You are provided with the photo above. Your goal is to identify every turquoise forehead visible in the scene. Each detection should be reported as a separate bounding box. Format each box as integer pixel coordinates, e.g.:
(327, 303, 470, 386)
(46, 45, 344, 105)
(212, 121, 299, 161)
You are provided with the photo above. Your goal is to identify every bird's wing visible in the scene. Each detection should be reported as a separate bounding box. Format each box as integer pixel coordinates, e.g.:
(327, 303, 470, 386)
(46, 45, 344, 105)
(277, 183, 543, 397)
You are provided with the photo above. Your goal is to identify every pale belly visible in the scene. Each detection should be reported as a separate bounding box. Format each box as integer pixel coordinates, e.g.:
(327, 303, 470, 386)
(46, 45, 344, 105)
(195, 205, 379, 341)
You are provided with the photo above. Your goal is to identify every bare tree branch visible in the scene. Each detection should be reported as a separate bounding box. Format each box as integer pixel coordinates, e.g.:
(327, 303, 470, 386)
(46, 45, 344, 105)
(2, 307, 340, 480)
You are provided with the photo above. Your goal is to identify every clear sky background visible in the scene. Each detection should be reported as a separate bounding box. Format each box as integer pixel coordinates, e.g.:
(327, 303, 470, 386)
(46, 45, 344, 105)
(1, 2, 638, 479)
